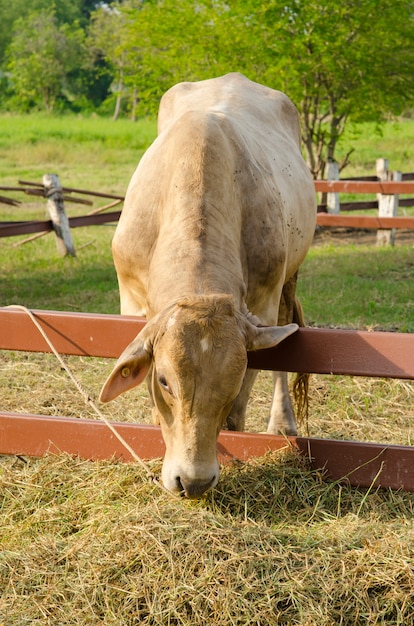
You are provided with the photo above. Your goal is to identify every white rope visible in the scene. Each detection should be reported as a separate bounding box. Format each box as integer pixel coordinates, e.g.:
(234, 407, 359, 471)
(5, 304, 167, 489)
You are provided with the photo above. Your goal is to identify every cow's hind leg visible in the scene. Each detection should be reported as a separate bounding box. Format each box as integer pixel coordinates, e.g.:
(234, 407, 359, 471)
(268, 371, 297, 435)
(267, 274, 308, 435)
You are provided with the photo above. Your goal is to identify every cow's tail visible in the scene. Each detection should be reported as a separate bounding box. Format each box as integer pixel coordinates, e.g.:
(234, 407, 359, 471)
(292, 296, 309, 426)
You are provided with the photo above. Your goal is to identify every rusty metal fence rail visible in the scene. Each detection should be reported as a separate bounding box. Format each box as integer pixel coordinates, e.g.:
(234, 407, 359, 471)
(1, 307, 413, 491)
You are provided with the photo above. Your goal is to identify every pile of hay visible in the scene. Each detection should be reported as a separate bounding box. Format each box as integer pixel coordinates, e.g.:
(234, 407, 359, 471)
(2, 449, 414, 625)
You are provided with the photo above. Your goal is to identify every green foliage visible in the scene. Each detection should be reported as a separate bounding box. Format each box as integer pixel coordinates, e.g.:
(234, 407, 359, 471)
(0, 0, 95, 68)
(117, 0, 414, 175)
(6, 11, 89, 112)
(1, 0, 414, 171)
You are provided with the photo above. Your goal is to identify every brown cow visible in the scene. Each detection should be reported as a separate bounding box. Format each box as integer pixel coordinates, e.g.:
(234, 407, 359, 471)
(100, 73, 316, 497)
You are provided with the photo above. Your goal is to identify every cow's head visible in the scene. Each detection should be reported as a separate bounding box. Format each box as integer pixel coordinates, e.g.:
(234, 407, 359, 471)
(100, 295, 297, 498)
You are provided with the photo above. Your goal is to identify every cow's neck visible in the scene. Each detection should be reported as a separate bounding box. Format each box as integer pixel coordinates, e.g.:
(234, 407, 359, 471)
(146, 110, 248, 317)
(147, 202, 246, 316)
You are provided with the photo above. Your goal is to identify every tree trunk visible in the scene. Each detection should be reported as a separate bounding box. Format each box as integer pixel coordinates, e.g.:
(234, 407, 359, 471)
(113, 68, 124, 121)
(130, 87, 138, 122)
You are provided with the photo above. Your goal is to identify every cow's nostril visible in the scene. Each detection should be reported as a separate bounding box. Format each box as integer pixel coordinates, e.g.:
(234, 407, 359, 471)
(175, 476, 185, 496)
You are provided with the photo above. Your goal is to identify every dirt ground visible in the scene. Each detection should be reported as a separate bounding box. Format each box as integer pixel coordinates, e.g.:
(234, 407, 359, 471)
(313, 226, 414, 246)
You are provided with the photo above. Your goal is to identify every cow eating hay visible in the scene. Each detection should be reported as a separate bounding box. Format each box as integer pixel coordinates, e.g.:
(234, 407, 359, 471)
(100, 73, 316, 497)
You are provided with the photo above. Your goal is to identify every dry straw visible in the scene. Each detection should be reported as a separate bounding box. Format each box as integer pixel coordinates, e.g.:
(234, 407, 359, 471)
(1, 451, 414, 625)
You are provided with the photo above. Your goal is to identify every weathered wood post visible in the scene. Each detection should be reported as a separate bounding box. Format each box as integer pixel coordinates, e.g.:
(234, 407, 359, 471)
(376, 159, 401, 246)
(326, 159, 340, 214)
(43, 174, 76, 257)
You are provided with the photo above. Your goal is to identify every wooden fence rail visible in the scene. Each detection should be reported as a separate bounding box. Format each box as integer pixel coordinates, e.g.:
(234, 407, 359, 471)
(1, 307, 413, 491)
(314, 180, 414, 230)
(314, 180, 414, 194)
(315, 161, 414, 241)
(2, 179, 414, 241)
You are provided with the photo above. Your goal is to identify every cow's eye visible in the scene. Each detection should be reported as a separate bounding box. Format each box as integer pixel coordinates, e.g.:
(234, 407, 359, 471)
(158, 375, 172, 394)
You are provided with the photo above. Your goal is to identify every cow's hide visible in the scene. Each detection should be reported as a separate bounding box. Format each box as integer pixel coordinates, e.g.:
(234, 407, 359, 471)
(100, 73, 316, 497)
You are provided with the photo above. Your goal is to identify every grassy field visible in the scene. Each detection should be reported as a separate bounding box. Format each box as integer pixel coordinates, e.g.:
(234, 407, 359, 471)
(1, 113, 414, 625)
(337, 119, 414, 176)
(0, 113, 157, 194)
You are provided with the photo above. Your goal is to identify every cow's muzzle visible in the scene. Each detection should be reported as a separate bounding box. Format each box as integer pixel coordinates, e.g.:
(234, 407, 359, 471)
(175, 474, 217, 498)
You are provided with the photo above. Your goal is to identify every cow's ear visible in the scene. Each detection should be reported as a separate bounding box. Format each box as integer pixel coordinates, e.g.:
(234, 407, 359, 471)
(100, 304, 177, 402)
(245, 322, 298, 352)
(99, 341, 152, 402)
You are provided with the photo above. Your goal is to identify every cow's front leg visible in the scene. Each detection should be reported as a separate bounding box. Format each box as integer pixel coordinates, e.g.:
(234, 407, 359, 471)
(267, 370, 297, 435)
(226, 369, 258, 431)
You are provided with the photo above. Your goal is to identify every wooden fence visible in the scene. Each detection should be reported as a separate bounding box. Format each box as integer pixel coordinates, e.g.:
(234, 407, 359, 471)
(1, 307, 413, 492)
(0, 179, 123, 253)
(1, 173, 414, 252)
(315, 159, 414, 243)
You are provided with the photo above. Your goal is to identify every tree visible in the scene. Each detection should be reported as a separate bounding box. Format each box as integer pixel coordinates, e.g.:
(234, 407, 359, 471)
(6, 11, 88, 112)
(256, 0, 414, 177)
(114, 0, 414, 176)
(88, 3, 138, 120)
(0, 0, 98, 70)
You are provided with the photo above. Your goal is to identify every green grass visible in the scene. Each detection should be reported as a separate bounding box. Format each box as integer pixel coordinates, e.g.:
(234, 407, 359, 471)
(0, 113, 157, 193)
(298, 240, 414, 332)
(0, 224, 120, 314)
(1, 114, 414, 189)
(337, 119, 414, 176)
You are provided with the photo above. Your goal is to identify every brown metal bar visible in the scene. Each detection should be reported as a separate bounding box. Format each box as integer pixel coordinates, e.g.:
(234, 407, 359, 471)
(23, 188, 45, 197)
(0, 211, 121, 238)
(62, 196, 93, 206)
(0, 220, 53, 237)
(68, 211, 121, 227)
(0, 309, 145, 357)
(1, 309, 413, 379)
(17, 180, 43, 188)
(0, 413, 165, 462)
(247, 327, 414, 379)
(316, 214, 414, 229)
(293, 437, 414, 491)
(0, 186, 28, 191)
(1, 412, 413, 491)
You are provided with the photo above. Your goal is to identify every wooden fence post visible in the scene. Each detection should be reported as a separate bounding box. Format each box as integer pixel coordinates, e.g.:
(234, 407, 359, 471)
(326, 159, 340, 214)
(43, 174, 76, 257)
(376, 159, 401, 246)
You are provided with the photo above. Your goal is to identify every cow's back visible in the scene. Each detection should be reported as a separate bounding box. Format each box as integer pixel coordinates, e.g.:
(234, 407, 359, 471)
(158, 73, 302, 147)
(113, 73, 316, 320)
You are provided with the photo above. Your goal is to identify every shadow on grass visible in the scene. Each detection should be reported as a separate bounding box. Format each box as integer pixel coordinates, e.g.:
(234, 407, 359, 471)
(204, 449, 414, 524)
(1, 253, 119, 314)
